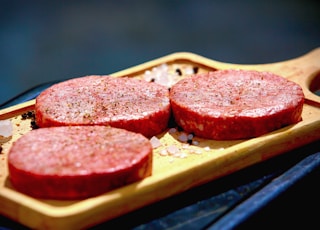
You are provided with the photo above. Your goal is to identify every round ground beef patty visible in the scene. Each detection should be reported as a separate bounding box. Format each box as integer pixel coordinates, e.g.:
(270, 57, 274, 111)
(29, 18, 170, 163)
(35, 75, 171, 137)
(8, 126, 152, 199)
(169, 69, 305, 140)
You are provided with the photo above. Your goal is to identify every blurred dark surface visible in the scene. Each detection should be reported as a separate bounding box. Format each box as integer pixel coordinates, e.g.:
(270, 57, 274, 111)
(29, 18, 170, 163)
(1, 0, 320, 105)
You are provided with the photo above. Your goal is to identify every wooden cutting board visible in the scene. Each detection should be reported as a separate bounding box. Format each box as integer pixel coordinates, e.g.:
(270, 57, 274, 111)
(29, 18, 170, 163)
(1, 48, 320, 229)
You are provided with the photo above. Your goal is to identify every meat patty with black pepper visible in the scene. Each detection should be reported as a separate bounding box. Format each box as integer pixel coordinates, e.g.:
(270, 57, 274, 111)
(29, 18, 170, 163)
(35, 75, 171, 137)
(8, 126, 153, 199)
(169, 69, 305, 140)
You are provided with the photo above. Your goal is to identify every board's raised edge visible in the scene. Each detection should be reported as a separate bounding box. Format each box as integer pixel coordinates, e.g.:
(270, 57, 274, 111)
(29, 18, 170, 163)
(0, 100, 35, 119)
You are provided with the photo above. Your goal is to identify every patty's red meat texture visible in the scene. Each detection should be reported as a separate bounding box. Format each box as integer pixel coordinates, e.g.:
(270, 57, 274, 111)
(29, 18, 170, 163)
(169, 69, 305, 140)
(8, 126, 153, 199)
(35, 75, 171, 137)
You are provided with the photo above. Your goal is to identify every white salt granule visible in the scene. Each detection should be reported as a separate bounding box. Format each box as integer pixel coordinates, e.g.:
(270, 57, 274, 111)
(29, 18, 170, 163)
(178, 132, 188, 142)
(185, 66, 195, 75)
(177, 153, 188, 158)
(192, 140, 199, 145)
(0, 119, 13, 138)
(203, 146, 211, 151)
(167, 145, 180, 155)
(181, 143, 190, 149)
(187, 133, 194, 140)
(191, 149, 203, 155)
(159, 149, 168, 156)
(168, 128, 177, 134)
(150, 136, 162, 149)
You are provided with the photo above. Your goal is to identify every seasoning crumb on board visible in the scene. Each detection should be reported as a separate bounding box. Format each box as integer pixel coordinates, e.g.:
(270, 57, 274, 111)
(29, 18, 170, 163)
(21, 111, 39, 129)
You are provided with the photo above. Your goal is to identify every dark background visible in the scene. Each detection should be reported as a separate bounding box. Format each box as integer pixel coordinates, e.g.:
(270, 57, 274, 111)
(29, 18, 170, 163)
(1, 0, 320, 105)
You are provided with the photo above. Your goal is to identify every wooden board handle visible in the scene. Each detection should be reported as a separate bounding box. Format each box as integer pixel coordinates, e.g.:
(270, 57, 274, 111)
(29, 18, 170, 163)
(258, 48, 320, 104)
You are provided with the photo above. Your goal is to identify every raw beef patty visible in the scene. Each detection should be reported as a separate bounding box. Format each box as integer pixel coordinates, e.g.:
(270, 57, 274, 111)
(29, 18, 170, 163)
(169, 69, 305, 140)
(8, 126, 153, 199)
(35, 75, 171, 137)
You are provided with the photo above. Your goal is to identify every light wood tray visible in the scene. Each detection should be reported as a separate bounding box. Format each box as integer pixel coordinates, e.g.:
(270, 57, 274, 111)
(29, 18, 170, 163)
(1, 49, 320, 229)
